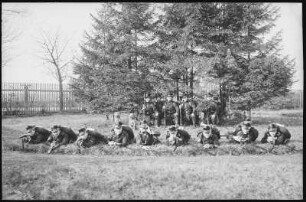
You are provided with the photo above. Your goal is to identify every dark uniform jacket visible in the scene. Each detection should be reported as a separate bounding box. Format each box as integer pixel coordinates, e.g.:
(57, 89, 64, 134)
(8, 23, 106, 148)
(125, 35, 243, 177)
(163, 101, 179, 115)
(261, 125, 291, 145)
(139, 132, 160, 145)
(235, 127, 259, 142)
(82, 130, 109, 147)
(166, 129, 190, 145)
(109, 125, 135, 146)
(47, 127, 77, 145)
(181, 102, 193, 115)
(155, 100, 164, 113)
(197, 132, 220, 145)
(143, 102, 156, 116)
(29, 127, 51, 144)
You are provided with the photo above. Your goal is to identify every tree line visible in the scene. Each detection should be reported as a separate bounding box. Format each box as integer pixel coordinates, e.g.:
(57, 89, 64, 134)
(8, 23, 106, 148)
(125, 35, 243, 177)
(70, 3, 295, 116)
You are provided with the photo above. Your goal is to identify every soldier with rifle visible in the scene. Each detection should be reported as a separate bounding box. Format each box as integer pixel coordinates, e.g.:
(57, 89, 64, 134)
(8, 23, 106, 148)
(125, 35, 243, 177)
(166, 125, 190, 151)
(19, 125, 51, 149)
(47, 125, 78, 154)
(76, 127, 108, 149)
(162, 93, 179, 126)
(142, 94, 156, 126)
(108, 121, 135, 147)
(138, 121, 161, 145)
(179, 94, 197, 127)
(153, 93, 164, 127)
(227, 121, 258, 144)
(197, 123, 220, 149)
(261, 123, 291, 145)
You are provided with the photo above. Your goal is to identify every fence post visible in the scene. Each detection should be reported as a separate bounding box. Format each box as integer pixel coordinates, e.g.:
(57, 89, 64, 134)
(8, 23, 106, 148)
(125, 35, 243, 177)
(24, 85, 29, 114)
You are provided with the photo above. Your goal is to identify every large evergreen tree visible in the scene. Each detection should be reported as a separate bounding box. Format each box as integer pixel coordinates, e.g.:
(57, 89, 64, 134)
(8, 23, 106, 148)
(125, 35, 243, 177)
(71, 3, 157, 112)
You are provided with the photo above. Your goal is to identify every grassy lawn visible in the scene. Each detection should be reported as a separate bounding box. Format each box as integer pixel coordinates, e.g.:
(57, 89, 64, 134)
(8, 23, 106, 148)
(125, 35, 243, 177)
(2, 152, 303, 200)
(1, 109, 303, 199)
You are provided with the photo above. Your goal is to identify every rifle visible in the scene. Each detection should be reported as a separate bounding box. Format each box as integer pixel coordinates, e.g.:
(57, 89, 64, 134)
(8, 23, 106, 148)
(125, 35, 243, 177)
(164, 107, 167, 127)
(179, 104, 183, 126)
(19, 134, 31, 139)
(19, 134, 32, 150)
(48, 141, 60, 154)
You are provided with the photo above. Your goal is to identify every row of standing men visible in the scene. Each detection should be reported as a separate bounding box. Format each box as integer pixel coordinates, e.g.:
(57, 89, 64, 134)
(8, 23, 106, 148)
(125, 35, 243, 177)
(130, 92, 221, 128)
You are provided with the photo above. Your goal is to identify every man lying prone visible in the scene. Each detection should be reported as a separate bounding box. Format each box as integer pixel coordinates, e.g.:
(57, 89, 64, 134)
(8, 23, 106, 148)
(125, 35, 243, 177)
(76, 127, 108, 148)
(47, 125, 78, 154)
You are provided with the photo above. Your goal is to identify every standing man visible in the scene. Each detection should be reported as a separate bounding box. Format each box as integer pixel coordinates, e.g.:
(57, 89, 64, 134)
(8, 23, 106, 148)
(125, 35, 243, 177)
(179, 94, 196, 127)
(162, 93, 179, 126)
(154, 93, 164, 127)
(142, 94, 156, 126)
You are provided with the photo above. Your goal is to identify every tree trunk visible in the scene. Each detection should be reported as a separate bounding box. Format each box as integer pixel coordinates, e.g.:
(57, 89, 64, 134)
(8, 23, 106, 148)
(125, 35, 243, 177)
(58, 71, 64, 112)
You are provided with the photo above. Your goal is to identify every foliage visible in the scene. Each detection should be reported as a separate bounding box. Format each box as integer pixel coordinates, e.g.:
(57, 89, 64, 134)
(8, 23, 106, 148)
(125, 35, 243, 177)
(72, 3, 295, 114)
(71, 3, 157, 112)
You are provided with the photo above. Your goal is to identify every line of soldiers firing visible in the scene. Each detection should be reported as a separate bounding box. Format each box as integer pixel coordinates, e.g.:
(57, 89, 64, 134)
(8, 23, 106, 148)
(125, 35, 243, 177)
(135, 92, 221, 128)
(19, 117, 291, 154)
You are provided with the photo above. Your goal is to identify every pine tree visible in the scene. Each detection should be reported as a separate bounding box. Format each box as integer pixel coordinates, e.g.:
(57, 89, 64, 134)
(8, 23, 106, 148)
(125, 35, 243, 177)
(71, 3, 158, 112)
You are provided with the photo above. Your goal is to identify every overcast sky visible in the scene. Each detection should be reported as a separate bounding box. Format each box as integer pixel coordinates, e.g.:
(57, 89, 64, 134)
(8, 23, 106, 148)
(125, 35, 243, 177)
(2, 3, 303, 90)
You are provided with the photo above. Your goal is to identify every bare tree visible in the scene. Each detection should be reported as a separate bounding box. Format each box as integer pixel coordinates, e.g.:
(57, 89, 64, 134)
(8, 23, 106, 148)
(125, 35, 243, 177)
(36, 29, 72, 111)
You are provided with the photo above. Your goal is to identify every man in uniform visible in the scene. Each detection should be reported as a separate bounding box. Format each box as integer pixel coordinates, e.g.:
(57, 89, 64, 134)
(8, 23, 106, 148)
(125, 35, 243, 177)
(138, 121, 161, 145)
(197, 124, 220, 149)
(153, 93, 164, 127)
(19, 125, 51, 144)
(76, 127, 108, 148)
(142, 94, 156, 126)
(261, 123, 291, 145)
(108, 121, 135, 147)
(227, 121, 258, 144)
(162, 93, 179, 126)
(166, 125, 190, 147)
(129, 103, 140, 130)
(47, 125, 78, 154)
(179, 94, 197, 127)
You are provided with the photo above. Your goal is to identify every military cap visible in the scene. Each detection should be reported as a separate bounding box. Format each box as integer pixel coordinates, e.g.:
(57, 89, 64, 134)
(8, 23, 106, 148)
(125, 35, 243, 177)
(200, 123, 211, 130)
(242, 121, 251, 127)
(167, 92, 173, 97)
(78, 127, 86, 133)
(168, 125, 178, 131)
(26, 125, 36, 130)
(114, 121, 123, 127)
(144, 94, 150, 98)
(51, 125, 61, 130)
(268, 123, 278, 132)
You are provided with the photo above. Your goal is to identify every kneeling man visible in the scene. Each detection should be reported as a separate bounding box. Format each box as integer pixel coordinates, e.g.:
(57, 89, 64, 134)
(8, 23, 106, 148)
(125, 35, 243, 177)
(261, 123, 291, 145)
(108, 122, 135, 147)
(197, 124, 220, 149)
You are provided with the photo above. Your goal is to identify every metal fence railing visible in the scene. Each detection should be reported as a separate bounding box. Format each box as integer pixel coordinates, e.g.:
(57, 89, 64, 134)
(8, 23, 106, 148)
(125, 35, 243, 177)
(2, 82, 83, 116)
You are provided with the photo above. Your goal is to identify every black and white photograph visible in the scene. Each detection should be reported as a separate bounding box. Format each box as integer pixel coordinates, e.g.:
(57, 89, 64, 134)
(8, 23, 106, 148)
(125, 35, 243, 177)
(2, 2, 303, 200)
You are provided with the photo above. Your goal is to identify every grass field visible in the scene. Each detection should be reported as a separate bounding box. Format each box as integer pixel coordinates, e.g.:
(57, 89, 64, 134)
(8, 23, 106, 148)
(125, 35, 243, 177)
(1, 109, 303, 199)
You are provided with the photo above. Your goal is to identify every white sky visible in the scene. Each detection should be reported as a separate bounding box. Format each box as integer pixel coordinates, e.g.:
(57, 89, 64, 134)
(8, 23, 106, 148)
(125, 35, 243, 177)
(1, 3, 303, 90)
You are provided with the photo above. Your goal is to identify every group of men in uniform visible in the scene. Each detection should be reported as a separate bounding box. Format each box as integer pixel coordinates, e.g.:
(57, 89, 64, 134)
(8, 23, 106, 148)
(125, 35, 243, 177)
(139, 92, 221, 128)
(18, 91, 291, 154)
(20, 116, 292, 153)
